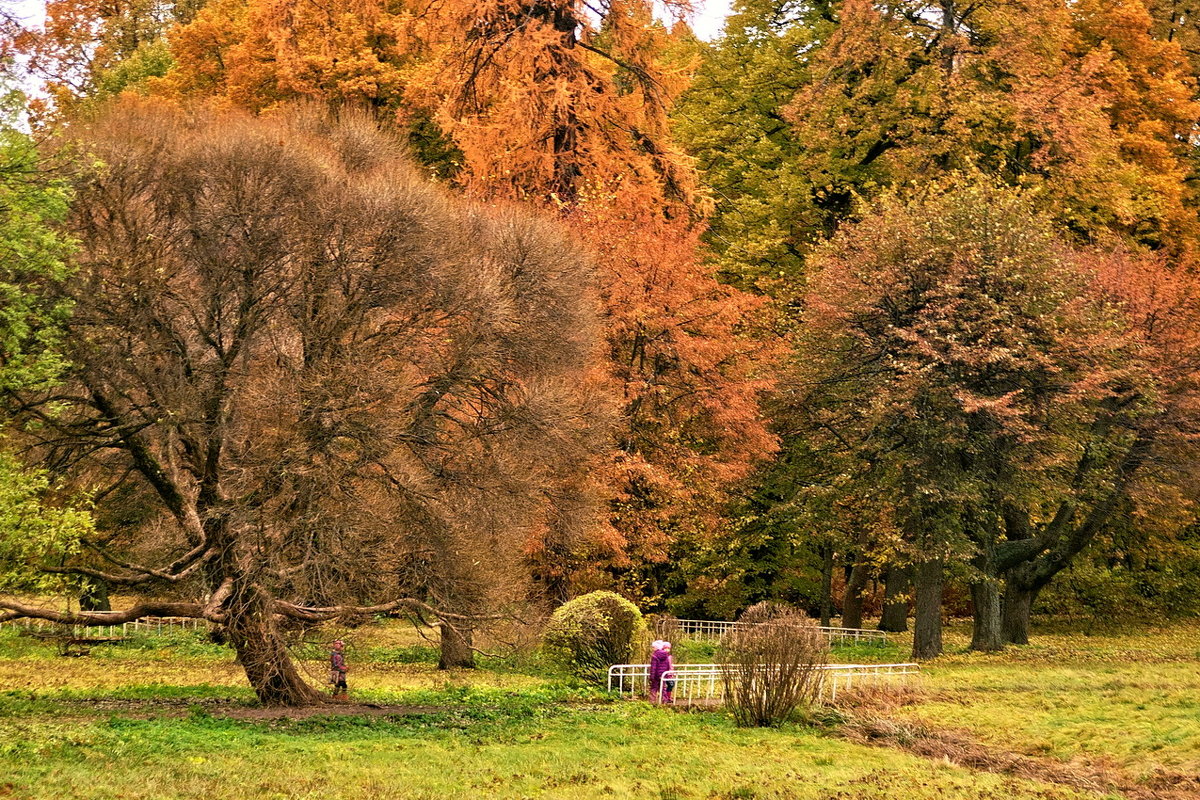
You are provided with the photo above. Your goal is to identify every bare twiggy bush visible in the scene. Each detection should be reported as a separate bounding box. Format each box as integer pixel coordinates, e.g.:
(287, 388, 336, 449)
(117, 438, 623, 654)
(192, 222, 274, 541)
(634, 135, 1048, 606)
(719, 603, 828, 727)
(0, 102, 611, 704)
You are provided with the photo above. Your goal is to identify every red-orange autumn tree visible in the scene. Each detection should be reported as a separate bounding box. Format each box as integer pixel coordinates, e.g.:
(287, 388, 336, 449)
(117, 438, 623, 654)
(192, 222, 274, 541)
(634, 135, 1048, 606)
(152, 0, 777, 599)
(405, 1, 775, 595)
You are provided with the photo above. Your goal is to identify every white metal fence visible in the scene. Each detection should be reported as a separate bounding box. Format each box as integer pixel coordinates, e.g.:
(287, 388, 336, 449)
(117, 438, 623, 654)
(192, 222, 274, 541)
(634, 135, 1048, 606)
(658, 618, 889, 646)
(0, 616, 208, 639)
(606, 662, 728, 696)
(607, 661, 919, 706)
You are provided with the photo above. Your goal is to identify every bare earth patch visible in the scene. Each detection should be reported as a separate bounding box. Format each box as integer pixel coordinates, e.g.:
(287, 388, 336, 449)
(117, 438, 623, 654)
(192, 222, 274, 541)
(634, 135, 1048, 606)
(217, 703, 443, 721)
(36, 697, 445, 722)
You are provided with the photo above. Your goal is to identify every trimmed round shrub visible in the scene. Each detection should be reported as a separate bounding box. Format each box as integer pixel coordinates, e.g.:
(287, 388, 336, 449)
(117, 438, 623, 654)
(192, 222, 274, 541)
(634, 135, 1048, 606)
(543, 590, 646, 684)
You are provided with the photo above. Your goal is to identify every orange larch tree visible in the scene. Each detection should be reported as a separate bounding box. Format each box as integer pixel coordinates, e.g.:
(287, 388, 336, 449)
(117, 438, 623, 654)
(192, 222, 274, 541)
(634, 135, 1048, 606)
(401, 1, 776, 594)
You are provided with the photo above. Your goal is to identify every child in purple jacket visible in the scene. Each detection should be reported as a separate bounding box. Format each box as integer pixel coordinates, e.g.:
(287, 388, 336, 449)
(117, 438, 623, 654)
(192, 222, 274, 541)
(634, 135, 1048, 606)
(330, 639, 348, 700)
(649, 640, 674, 704)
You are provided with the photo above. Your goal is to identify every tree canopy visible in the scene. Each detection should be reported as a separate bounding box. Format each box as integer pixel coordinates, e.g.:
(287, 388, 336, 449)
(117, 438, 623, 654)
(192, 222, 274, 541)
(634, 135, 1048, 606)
(0, 102, 610, 703)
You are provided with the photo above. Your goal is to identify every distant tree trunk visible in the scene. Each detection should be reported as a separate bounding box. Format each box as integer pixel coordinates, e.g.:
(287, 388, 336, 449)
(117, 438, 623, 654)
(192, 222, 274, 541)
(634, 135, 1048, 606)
(970, 540, 1004, 652)
(911, 559, 943, 661)
(819, 545, 835, 627)
(226, 586, 327, 706)
(841, 561, 870, 629)
(969, 579, 1003, 651)
(79, 581, 111, 612)
(1001, 580, 1040, 645)
(878, 565, 909, 632)
(438, 620, 476, 669)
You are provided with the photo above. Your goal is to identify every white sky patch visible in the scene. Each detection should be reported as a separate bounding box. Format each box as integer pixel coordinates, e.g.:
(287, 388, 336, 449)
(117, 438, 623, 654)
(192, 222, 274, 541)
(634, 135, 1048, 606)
(9, 0, 45, 27)
(687, 0, 733, 41)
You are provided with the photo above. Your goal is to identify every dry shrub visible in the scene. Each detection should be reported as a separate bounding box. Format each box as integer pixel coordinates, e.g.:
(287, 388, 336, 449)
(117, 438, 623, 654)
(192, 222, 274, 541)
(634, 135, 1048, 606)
(719, 602, 828, 727)
(831, 683, 926, 712)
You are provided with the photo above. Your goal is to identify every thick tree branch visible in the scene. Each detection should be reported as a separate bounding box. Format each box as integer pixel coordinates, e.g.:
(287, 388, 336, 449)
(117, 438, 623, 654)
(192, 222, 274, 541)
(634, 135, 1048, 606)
(41, 544, 217, 587)
(273, 597, 506, 623)
(0, 599, 210, 625)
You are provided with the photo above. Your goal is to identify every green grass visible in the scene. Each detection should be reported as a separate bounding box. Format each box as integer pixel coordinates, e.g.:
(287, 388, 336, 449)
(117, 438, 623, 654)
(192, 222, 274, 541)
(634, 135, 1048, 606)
(0, 692, 1107, 800)
(3, 618, 1196, 798)
(893, 620, 1200, 781)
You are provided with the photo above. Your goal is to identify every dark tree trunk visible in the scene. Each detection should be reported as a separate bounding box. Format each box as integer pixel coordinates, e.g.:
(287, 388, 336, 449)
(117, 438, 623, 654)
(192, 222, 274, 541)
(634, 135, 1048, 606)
(1001, 581, 1040, 645)
(878, 565, 910, 632)
(969, 579, 1003, 652)
(438, 620, 475, 669)
(819, 545, 835, 627)
(226, 588, 327, 707)
(911, 559, 944, 661)
(79, 581, 111, 612)
(969, 538, 1004, 652)
(841, 562, 870, 629)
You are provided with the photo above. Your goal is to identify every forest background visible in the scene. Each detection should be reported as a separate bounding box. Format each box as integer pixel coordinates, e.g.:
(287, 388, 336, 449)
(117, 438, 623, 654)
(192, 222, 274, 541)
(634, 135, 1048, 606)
(3, 0, 1200, 704)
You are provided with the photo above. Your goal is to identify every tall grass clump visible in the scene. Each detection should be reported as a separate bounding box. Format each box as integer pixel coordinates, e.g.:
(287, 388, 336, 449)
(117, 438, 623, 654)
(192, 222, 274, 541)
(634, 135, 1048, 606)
(720, 602, 828, 727)
(542, 591, 646, 684)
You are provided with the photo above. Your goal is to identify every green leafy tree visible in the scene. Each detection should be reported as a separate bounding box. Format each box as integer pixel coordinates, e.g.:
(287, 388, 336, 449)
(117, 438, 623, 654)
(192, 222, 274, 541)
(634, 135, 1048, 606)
(0, 88, 94, 595)
(788, 178, 1177, 658)
(674, 1, 828, 293)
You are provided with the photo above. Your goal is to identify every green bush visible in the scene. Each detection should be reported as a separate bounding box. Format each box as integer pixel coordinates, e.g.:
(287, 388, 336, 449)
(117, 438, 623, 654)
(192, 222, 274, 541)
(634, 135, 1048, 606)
(542, 591, 646, 684)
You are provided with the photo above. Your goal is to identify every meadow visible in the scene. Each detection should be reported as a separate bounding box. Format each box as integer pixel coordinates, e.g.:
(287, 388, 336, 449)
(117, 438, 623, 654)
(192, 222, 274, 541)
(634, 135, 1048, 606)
(0, 619, 1197, 800)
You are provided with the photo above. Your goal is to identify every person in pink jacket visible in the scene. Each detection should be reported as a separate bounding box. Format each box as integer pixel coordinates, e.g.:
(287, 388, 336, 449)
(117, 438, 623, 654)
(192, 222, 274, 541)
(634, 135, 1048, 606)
(649, 640, 674, 704)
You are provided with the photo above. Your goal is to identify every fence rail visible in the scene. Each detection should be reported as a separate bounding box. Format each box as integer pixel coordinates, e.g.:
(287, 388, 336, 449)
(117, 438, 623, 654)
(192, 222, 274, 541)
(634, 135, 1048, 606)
(659, 618, 890, 646)
(0, 615, 208, 639)
(607, 661, 919, 706)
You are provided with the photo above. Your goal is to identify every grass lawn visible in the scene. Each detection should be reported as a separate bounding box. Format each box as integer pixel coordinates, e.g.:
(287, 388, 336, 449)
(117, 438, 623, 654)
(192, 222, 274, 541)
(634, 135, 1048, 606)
(1, 618, 1195, 799)
(894, 620, 1200, 784)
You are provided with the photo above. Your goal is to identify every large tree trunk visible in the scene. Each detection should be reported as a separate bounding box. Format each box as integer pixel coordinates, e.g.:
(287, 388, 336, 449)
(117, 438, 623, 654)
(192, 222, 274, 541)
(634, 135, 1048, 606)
(841, 561, 870, 629)
(878, 565, 909, 632)
(969, 540, 1004, 652)
(1001, 581, 1040, 645)
(911, 559, 944, 661)
(438, 620, 475, 669)
(818, 545, 835, 627)
(969, 579, 1003, 652)
(226, 588, 327, 707)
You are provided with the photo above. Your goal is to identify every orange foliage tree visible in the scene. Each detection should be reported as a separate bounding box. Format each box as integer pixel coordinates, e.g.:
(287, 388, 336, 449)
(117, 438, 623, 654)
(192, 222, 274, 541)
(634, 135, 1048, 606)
(403, 1, 776, 597)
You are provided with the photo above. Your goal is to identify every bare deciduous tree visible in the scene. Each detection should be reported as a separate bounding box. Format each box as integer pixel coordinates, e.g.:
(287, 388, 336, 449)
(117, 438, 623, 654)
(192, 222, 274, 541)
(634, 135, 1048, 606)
(0, 102, 610, 705)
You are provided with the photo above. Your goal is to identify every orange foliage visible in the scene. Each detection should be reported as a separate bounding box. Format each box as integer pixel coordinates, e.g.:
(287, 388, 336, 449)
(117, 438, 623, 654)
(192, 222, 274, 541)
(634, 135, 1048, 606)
(787, 0, 1200, 250)
(161, 0, 413, 109)
(572, 205, 776, 566)
(400, 2, 775, 570)
(405, 0, 698, 210)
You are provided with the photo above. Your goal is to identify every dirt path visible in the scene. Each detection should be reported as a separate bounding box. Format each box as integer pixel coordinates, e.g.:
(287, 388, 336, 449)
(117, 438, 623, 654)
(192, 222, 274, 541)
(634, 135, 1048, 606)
(839, 712, 1200, 800)
(217, 702, 443, 721)
(31, 697, 445, 722)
